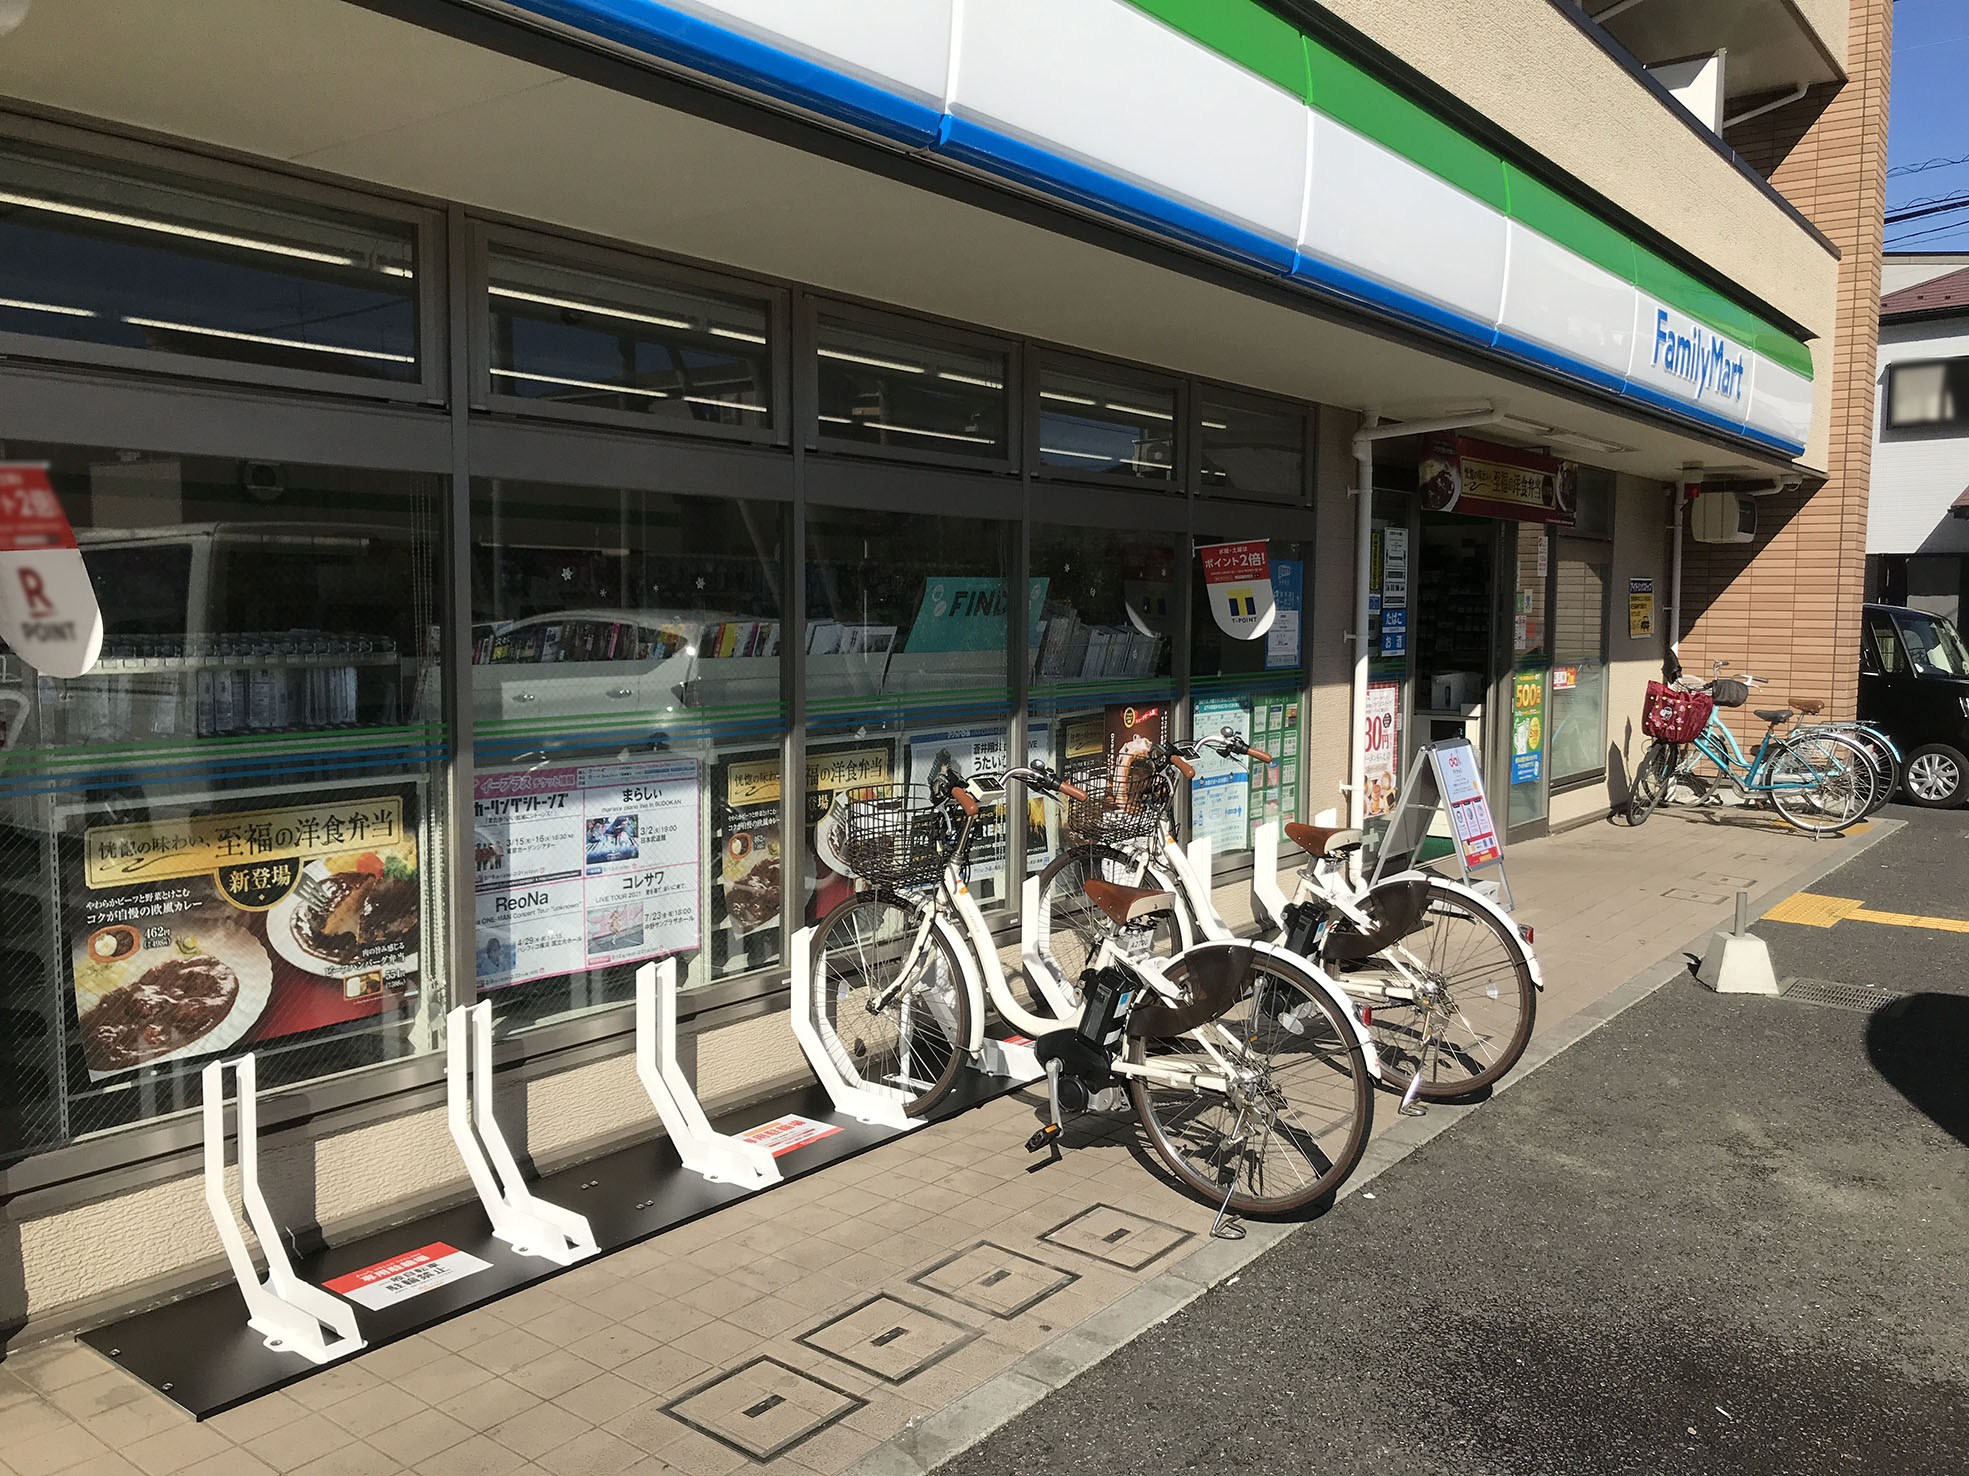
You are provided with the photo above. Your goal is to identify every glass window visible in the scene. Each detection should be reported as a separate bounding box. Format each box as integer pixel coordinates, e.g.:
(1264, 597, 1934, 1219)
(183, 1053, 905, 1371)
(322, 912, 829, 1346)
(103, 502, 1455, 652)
(1885, 360, 1969, 430)
(471, 481, 787, 1027)
(1036, 364, 1176, 482)
(487, 243, 773, 431)
(1029, 525, 1179, 874)
(0, 441, 447, 1163)
(0, 141, 421, 384)
(1200, 397, 1304, 502)
(1507, 525, 1550, 827)
(816, 316, 1008, 460)
(1890, 607, 1969, 677)
(1190, 534, 1310, 857)
(1550, 538, 1612, 785)
(805, 506, 1016, 909)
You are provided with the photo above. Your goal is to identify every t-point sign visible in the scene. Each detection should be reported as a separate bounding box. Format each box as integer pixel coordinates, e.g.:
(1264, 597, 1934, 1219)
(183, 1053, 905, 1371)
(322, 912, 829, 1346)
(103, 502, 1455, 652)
(0, 464, 103, 678)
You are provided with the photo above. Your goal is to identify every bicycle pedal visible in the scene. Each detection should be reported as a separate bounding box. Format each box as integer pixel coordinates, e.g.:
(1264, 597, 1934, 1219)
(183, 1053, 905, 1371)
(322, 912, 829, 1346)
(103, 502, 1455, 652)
(1025, 1124, 1061, 1154)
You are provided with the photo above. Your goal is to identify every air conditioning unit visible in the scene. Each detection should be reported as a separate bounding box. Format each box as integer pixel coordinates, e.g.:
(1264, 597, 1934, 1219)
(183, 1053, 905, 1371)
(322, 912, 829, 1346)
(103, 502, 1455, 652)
(1691, 490, 1756, 544)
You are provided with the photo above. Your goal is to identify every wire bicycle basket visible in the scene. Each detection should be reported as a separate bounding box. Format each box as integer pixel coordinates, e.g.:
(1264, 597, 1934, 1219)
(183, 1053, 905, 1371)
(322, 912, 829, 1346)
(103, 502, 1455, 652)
(1063, 765, 1169, 844)
(836, 784, 969, 888)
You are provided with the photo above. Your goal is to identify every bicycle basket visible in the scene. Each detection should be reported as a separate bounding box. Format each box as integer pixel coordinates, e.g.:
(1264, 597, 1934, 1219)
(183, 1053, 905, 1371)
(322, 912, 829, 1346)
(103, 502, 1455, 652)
(1641, 681, 1715, 743)
(1711, 677, 1750, 708)
(1063, 768, 1166, 844)
(836, 784, 965, 888)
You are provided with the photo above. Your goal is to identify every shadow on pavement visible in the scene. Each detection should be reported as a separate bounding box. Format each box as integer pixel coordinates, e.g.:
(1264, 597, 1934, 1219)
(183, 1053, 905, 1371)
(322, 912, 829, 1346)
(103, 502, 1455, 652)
(1866, 992, 1969, 1146)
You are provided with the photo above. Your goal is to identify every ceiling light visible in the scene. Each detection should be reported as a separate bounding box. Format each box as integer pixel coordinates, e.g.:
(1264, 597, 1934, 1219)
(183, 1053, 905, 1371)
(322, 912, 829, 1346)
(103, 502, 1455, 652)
(819, 347, 924, 374)
(1040, 390, 1096, 406)
(1201, 419, 1229, 430)
(683, 395, 768, 415)
(490, 284, 692, 332)
(860, 420, 996, 445)
(0, 188, 362, 268)
(1105, 402, 1173, 421)
(0, 296, 95, 318)
(1040, 447, 1170, 471)
(820, 414, 853, 425)
(708, 325, 767, 344)
(936, 370, 1003, 390)
(123, 316, 414, 363)
(492, 367, 670, 398)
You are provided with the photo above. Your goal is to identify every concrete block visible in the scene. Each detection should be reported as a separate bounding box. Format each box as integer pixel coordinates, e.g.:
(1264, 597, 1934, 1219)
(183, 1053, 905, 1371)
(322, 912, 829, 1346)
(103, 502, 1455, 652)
(1695, 931, 1781, 995)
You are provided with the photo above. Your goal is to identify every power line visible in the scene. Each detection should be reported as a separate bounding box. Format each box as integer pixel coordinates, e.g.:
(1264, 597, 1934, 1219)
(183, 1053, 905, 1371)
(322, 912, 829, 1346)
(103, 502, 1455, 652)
(1889, 152, 1969, 178)
(1885, 195, 1969, 225)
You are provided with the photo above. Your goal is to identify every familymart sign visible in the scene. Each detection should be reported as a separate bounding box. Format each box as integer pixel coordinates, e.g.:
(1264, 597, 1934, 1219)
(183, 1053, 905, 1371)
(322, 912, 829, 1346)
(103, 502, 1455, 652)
(1647, 307, 1748, 407)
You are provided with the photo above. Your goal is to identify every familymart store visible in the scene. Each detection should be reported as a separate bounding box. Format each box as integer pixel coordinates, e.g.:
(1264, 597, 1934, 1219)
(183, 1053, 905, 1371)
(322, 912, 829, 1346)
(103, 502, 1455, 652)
(0, 0, 1818, 1335)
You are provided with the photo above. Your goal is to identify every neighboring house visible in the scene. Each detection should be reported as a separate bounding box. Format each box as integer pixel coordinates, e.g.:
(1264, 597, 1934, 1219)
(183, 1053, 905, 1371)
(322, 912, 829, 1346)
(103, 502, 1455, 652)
(1869, 254, 1969, 622)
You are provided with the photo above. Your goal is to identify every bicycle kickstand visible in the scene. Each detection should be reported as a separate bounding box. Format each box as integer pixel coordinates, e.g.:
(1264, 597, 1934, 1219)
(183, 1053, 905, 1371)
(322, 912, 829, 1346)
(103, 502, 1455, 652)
(1209, 1152, 1246, 1242)
(1023, 1059, 1065, 1164)
(1398, 1037, 1438, 1118)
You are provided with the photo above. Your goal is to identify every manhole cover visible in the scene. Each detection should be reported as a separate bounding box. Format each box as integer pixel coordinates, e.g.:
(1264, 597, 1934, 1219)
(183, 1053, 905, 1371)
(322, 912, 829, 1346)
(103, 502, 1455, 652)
(1780, 977, 1905, 1012)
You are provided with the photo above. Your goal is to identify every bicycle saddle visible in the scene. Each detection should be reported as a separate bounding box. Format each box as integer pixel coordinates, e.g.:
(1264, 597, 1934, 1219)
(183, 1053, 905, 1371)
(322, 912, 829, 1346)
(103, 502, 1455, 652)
(1754, 708, 1794, 725)
(1081, 878, 1177, 926)
(1791, 697, 1825, 714)
(1285, 822, 1364, 856)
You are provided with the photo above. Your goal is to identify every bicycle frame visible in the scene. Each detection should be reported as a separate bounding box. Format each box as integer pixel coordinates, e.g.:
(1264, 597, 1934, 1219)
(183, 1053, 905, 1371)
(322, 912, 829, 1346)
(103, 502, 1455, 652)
(1688, 713, 1818, 794)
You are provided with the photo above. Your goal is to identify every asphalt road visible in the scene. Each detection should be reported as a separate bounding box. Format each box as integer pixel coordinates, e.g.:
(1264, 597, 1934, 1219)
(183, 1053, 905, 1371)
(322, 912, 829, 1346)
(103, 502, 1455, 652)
(940, 813, 1969, 1476)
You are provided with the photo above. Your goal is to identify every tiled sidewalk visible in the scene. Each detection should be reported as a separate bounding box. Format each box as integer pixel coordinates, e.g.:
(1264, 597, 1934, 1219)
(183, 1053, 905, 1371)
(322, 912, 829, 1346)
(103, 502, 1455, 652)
(0, 809, 1881, 1476)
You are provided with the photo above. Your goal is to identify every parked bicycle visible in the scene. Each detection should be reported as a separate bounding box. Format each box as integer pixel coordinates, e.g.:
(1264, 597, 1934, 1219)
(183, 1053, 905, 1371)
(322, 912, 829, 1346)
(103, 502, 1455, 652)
(809, 764, 1379, 1218)
(1037, 728, 1541, 1106)
(1628, 662, 1874, 832)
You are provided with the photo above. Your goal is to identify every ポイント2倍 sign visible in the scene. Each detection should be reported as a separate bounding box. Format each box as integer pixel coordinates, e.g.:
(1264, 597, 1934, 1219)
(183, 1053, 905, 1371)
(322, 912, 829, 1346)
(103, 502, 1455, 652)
(0, 464, 102, 678)
(1197, 540, 1276, 640)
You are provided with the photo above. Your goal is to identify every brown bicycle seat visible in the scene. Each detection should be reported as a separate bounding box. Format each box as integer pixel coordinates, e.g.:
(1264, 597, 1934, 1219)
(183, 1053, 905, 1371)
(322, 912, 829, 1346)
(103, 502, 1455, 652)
(1081, 878, 1177, 927)
(1285, 822, 1365, 856)
(1754, 708, 1794, 726)
(1791, 697, 1825, 715)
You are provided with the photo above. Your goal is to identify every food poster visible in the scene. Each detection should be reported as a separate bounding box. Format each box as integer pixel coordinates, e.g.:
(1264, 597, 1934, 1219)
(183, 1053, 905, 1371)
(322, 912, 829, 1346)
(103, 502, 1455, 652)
(67, 786, 424, 1082)
(1363, 682, 1401, 818)
(1190, 696, 1251, 856)
(1104, 701, 1170, 813)
(711, 753, 784, 976)
(1023, 721, 1056, 875)
(472, 758, 699, 991)
(801, 739, 897, 925)
(906, 725, 1011, 903)
(1511, 670, 1546, 785)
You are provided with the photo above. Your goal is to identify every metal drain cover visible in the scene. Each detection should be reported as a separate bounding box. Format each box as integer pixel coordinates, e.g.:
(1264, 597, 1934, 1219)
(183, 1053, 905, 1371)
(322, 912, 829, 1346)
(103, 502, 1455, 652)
(1779, 977, 1905, 1012)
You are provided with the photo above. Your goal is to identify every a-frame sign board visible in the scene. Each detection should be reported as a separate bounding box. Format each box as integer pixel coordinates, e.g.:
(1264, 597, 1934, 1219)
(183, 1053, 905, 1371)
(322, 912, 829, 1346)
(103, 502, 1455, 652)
(1369, 736, 1515, 911)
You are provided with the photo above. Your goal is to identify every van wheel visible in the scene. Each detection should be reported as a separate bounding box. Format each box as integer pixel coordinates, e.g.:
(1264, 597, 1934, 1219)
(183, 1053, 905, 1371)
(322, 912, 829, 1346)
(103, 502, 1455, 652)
(1902, 744, 1968, 808)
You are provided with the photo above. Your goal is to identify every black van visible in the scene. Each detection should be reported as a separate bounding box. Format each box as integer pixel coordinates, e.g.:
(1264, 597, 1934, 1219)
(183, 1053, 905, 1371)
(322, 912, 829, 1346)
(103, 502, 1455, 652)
(1859, 602, 1969, 807)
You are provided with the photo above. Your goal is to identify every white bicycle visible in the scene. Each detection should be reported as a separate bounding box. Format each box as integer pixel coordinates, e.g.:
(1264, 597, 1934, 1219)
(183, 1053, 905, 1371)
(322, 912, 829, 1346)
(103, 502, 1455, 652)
(809, 765, 1381, 1217)
(1036, 729, 1542, 1106)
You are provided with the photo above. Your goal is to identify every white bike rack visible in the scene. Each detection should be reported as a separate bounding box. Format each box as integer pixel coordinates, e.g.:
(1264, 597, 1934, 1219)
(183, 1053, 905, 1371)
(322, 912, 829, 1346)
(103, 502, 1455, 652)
(635, 958, 779, 1188)
(446, 1002, 597, 1265)
(202, 1055, 365, 1365)
(789, 924, 924, 1131)
(1252, 821, 1291, 932)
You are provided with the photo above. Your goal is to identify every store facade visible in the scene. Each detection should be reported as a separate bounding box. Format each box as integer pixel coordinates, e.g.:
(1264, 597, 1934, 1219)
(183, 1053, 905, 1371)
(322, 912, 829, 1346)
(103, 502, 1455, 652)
(0, 0, 1840, 1332)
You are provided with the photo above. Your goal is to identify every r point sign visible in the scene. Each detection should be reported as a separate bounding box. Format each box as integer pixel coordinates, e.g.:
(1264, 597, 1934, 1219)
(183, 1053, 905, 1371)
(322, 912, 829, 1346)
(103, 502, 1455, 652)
(0, 463, 103, 678)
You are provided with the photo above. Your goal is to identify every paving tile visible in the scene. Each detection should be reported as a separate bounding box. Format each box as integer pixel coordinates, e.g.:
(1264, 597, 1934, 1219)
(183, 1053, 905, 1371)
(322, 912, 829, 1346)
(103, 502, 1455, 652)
(560, 1325, 662, 1373)
(284, 1362, 383, 1414)
(662, 1358, 862, 1464)
(318, 1385, 426, 1441)
(1037, 1203, 1194, 1272)
(455, 1330, 557, 1379)
(57, 1374, 189, 1449)
(425, 1377, 540, 1434)
(906, 1242, 1078, 1321)
(666, 1319, 759, 1370)
(177, 1450, 279, 1476)
(674, 1277, 761, 1319)
(55, 1454, 146, 1476)
(611, 1342, 712, 1399)
(243, 1413, 362, 1474)
(782, 1420, 881, 1476)
(121, 1422, 234, 1476)
(363, 1410, 473, 1468)
(620, 1301, 714, 1348)
(405, 1436, 527, 1476)
(390, 1357, 492, 1408)
(500, 1352, 605, 1405)
(5, 1422, 113, 1476)
(529, 1429, 645, 1476)
(506, 1303, 613, 1350)
(13, 1346, 115, 1396)
(206, 1392, 310, 1446)
(722, 1293, 812, 1340)
(286, 1443, 402, 1476)
(837, 1392, 933, 1443)
(548, 1372, 646, 1427)
(485, 1402, 591, 1462)
(793, 1296, 979, 1386)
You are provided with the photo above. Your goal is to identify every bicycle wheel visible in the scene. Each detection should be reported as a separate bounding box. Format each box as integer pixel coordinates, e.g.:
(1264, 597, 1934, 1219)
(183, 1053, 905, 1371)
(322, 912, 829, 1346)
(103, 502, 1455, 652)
(1768, 731, 1870, 835)
(809, 890, 972, 1117)
(1627, 740, 1678, 825)
(1325, 878, 1535, 1101)
(1129, 948, 1372, 1216)
(1035, 843, 1191, 991)
(1841, 726, 1901, 814)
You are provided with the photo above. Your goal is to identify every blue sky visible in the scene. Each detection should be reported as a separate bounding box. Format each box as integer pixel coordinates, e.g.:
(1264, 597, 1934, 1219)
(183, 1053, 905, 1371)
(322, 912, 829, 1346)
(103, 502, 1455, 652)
(1885, 0, 1969, 253)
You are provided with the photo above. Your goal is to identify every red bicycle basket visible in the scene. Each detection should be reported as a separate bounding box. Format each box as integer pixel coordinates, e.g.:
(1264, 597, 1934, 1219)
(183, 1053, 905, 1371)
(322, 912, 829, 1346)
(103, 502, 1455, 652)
(1641, 681, 1714, 743)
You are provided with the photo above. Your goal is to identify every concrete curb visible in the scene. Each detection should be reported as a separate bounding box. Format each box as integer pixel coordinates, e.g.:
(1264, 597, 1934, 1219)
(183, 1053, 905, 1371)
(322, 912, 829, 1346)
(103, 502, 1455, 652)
(843, 816, 1907, 1476)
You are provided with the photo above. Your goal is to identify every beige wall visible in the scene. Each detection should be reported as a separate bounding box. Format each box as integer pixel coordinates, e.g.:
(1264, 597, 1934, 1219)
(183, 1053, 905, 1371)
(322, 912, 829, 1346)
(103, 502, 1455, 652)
(1320, 0, 1840, 352)
(1794, 0, 1852, 75)
(1551, 475, 1671, 829)
(1307, 406, 1362, 823)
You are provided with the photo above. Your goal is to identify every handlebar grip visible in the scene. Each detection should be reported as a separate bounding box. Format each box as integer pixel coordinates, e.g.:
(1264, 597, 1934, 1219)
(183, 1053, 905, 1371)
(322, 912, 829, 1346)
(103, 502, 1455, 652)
(1246, 746, 1273, 763)
(951, 786, 979, 817)
(1058, 781, 1089, 803)
(1168, 754, 1196, 780)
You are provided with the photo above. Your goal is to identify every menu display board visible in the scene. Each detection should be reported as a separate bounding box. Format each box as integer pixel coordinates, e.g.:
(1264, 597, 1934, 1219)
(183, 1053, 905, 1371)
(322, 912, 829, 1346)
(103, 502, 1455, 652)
(66, 784, 424, 1081)
(473, 758, 699, 990)
(1435, 739, 1502, 868)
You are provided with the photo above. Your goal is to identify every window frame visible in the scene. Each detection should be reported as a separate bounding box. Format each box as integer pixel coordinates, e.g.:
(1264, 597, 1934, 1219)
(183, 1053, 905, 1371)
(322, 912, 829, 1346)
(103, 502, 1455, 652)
(1548, 529, 1615, 793)
(1193, 381, 1315, 507)
(1882, 356, 1969, 432)
(471, 220, 790, 446)
(1027, 347, 1188, 493)
(0, 113, 448, 406)
(802, 295, 1021, 474)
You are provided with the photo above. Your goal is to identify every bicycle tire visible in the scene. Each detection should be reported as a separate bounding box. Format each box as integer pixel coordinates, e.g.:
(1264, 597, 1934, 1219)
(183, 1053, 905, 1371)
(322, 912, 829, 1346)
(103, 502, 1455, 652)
(1627, 740, 1678, 825)
(1327, 877, 1536, 1101)
(1129, 947, 1372, 1216)
(1768, 731, 1869, 835)
(809, 890, 972, 1118)
(1034, 843, 1192, 992)
(1838, 726, 1901, 813)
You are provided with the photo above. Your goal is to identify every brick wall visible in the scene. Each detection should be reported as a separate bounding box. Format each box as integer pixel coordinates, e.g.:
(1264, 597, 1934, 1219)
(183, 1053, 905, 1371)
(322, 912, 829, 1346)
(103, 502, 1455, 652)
(1679, 0, 1890, 728)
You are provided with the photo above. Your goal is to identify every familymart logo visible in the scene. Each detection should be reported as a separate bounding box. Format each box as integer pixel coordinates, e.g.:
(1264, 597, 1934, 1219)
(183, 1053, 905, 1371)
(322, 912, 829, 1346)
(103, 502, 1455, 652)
(1652, 309, 1746, 403)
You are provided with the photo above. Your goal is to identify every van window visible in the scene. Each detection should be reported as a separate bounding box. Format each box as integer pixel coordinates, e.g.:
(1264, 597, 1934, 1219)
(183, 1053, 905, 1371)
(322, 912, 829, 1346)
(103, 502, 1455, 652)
(1864, 610, 1904, 674)
(1891, 607, 1969, 678)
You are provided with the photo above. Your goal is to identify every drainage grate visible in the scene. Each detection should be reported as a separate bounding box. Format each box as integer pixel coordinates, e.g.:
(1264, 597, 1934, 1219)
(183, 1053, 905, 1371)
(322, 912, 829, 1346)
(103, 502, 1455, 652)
(1779, 977, 1905, 1012)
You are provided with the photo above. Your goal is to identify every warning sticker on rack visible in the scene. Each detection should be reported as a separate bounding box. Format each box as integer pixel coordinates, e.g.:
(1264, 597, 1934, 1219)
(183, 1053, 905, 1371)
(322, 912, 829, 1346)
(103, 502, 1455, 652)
(323, 1243, 492, 1311)
(738, 1114, 844, 1157)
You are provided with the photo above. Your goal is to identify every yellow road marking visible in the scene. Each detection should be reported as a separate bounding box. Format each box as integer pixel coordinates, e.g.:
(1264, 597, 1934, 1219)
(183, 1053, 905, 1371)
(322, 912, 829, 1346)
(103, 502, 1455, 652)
(1763, 892, 1969, 934)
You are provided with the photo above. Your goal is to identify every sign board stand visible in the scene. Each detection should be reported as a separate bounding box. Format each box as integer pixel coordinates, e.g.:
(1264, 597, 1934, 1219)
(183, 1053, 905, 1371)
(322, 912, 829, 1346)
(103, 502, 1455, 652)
(1370, 738, 1515, 910)
(635, 958, 780, 1188)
